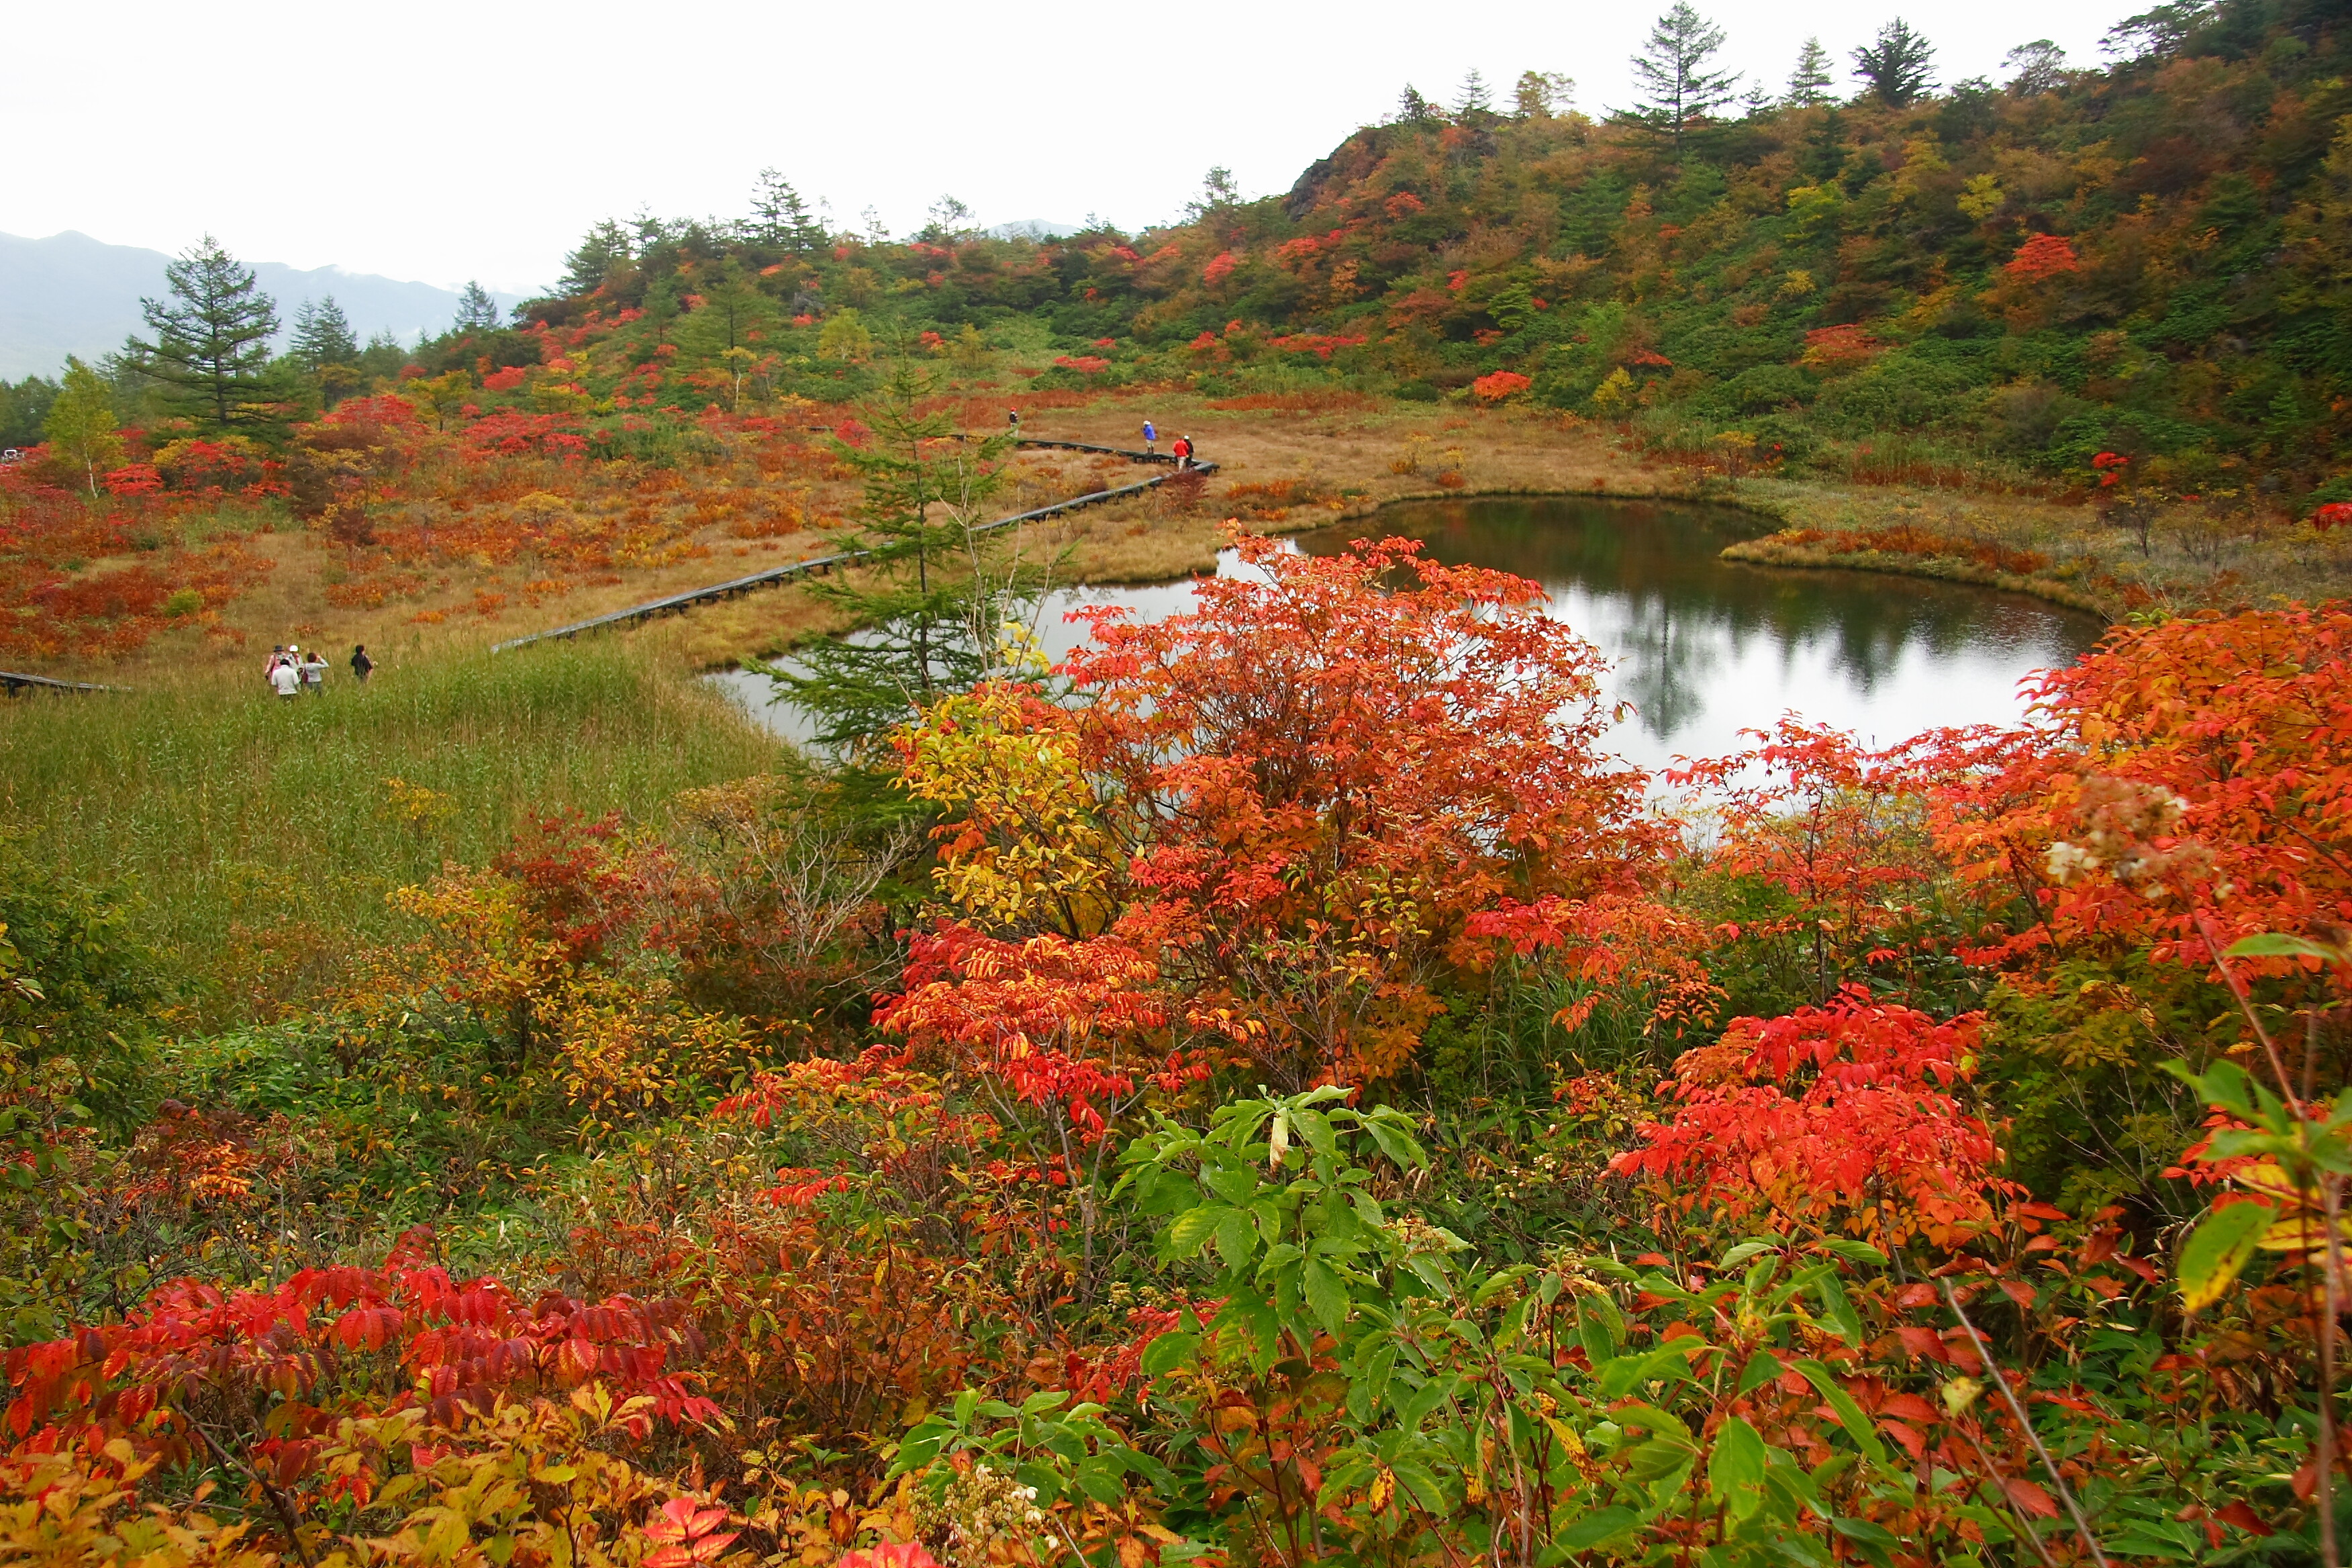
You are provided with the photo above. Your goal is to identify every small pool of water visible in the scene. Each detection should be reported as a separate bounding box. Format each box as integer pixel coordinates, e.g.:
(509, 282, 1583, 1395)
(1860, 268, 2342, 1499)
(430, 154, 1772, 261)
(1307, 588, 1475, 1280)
(711, 495, 2106, 771)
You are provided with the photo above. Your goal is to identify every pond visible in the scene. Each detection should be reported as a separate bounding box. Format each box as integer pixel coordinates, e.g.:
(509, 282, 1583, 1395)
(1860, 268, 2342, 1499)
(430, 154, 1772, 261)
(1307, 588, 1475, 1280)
(710, 495, 2107, 771)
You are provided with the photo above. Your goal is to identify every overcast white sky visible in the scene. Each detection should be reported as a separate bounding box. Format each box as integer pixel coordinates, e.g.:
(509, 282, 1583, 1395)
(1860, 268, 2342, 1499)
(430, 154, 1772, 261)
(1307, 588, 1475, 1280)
(3, 0, 2129, 298)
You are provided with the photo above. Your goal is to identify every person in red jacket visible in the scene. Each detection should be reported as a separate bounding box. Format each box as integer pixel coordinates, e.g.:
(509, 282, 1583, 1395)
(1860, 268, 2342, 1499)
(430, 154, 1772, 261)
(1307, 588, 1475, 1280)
(1171, 434, 1193, 469)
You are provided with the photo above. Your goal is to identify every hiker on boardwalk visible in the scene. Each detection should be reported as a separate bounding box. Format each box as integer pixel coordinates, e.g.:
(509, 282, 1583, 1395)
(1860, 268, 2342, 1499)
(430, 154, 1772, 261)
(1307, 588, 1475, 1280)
(1172, 434, 1193, 470)
(269, 658, 302, 700)
(350, 644, 374, 685)
(1142, 419, 1157, 455)
(301, 648, 328, 694)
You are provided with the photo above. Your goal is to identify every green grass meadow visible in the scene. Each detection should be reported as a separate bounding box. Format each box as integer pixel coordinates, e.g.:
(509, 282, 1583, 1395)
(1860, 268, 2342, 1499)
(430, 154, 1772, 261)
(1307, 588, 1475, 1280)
(0, 639, 782, 1014)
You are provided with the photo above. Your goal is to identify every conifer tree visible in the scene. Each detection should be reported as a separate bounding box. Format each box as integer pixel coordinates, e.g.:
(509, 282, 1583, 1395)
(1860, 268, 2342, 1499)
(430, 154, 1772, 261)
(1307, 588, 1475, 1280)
(757, 361, 1048, 750)
(42, 358, 123, 497)
(127, 235, 283, 433)
(454, 281, 501, 331)
(561, 220, 632, 297)
(750, 169, 827, 254)
(1785, 37, 1835, 105)
(291, 296, 359, 370)
(1623, 3, 1741, 152)
(1396, 84, 1441, 124)
(1455, 68, 1494, 117)
(1853, 18, 1938, 107)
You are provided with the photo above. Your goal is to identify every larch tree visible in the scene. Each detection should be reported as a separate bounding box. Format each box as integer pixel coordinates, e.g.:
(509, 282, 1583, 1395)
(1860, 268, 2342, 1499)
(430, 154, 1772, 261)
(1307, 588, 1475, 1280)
(1454, 68, 1494, 117)
(1624, 2, 1741, 152)
(42, 358, 124, 497)
(1853, 18, 1938, 107)
(127, 235, 283, 433)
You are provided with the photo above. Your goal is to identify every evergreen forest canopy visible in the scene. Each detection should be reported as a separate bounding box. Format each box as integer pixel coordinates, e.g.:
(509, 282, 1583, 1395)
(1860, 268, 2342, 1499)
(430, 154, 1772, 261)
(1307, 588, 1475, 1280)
(10, 0, 2352, 1563)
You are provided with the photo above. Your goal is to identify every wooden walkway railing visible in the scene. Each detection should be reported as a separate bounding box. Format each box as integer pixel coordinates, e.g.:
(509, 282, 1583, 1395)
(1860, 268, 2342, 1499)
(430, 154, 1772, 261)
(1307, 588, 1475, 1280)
(490, 439, 1212, 654)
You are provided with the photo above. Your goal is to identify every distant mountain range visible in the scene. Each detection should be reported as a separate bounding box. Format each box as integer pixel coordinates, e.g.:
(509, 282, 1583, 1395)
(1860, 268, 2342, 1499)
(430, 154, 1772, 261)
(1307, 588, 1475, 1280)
(0, 232, 533, 381)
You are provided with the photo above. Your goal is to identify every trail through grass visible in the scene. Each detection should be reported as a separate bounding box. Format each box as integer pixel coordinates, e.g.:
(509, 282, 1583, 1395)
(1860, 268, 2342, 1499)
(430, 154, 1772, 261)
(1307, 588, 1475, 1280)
(0, 639, 782, 1018)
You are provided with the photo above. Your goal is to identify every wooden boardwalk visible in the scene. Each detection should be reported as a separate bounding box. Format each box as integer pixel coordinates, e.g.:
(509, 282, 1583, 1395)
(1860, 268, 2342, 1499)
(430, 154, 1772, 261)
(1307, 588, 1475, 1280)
(490, 438, 1210, 654)
(1, 669, 127, 695)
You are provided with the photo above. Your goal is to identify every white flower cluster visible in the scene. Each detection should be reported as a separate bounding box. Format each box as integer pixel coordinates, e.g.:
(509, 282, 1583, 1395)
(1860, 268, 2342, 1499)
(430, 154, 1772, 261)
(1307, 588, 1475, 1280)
(918, 1461, 1048, 1568)
(2043, 779, 2223, 899)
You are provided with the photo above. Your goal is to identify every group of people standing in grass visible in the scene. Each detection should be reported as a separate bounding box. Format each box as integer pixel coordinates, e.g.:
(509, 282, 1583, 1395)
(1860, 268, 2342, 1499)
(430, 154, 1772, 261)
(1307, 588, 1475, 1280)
(264, 643, 371, 699)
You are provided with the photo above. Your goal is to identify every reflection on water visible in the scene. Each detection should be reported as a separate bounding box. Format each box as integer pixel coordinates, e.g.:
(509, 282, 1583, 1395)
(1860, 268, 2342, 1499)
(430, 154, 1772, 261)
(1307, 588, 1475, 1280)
(712, 496, 2106, 769)
(1299, 497, 2104, 771)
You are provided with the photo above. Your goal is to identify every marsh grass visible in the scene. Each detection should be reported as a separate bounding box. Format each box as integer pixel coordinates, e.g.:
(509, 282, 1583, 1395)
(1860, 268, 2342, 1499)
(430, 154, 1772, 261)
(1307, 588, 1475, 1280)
(0, 638, 781, 1017)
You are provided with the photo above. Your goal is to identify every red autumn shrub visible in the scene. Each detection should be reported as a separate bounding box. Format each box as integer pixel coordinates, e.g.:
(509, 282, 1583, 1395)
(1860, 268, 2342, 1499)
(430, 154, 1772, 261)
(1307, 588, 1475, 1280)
(2004, 234, 2080, 281)
(2, 1226, 720, 1480)
(1919, 605, 2352, 973)
(1800, 324, 1885, 369)
(1610, 992, 2010, 1248)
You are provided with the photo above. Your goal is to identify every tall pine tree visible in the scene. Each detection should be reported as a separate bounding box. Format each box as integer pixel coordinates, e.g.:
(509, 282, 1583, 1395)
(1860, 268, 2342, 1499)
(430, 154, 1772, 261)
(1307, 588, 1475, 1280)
(1853, 19, 1938, 107)
(561, 221, 633, 297)
(291, 297, 358, 369)
(1622, 3, 1741, 152)
(128, 236, 283, 433)
(1785, 37, 1835, 105)
(749, 169, 827, 254)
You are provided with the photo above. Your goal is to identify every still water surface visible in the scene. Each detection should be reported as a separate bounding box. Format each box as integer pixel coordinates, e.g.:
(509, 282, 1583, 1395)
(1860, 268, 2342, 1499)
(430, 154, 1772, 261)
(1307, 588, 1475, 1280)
(711, 496, 2106, 771)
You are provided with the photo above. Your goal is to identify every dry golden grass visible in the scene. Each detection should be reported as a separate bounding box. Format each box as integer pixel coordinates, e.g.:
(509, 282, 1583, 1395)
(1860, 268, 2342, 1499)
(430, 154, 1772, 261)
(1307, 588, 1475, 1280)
(30, 391, 2347, 688)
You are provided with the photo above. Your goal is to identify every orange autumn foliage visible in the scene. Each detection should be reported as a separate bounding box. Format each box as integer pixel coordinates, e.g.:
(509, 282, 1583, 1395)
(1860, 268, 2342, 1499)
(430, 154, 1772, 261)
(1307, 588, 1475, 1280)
(893, 531, 1672, 1087)
(1918, 605, 2352, 975)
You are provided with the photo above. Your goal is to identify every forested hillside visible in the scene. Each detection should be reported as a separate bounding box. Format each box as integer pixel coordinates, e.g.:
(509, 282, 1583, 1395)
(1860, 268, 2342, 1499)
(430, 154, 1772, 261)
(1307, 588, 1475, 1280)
(8, 0, 2343, 513)
(9, 1, 2352, 1563)
(462, 0, 2350, 507)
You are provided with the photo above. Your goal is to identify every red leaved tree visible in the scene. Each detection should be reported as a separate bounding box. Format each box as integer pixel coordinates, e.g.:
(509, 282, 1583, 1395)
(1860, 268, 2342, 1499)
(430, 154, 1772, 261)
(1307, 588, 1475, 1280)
(1673, 717, 1949, 1003)
(1611, 992, 2013, 1250)
(893, 530, 1673, 1089)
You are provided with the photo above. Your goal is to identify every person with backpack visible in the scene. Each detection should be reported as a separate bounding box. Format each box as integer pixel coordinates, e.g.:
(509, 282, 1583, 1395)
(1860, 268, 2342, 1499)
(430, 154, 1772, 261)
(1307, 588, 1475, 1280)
(301, 649, 328, 694)
(264, 645, 288, 687)
(350, 644, 374, 685)
(1171, 434, 1193, 470)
